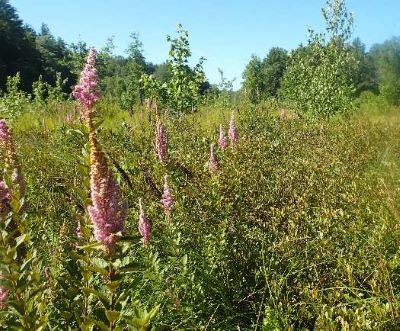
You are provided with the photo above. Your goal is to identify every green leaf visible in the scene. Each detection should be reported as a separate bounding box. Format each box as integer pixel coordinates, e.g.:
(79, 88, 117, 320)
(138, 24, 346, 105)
(91, 319, 109, 331)
(119, 235, 139, 242)
(105, 310, 120, 323)
(86, 265, 108, 277)
(8, 300, 25, 316)
(146, 305, 160, 322)
(80, 319, 95, 331)
(105, 280, 121, 292)
(78, 241, 103, 252)
(83, 287, 110, 309)
(14, 234, 27, 248)
(20, 256, 34, 272)
(118, 261, 142, 274)
(128, 305, 159, 329)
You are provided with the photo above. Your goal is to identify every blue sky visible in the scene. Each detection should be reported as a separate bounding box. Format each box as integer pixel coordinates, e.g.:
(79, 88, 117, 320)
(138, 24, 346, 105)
(10, 0, 400, 89)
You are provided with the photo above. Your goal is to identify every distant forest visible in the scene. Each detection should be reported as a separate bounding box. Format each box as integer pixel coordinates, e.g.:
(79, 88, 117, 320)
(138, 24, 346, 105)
(1, 0, 400, 111)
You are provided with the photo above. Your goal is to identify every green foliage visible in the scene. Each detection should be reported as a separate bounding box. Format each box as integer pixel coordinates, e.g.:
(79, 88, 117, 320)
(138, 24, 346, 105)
(350, 38, 379, 96)
(262, 47, 289, 98)
(280, 0, 357, 116)
(242, 55, 265, 104)
(120, 33, 147, 112)
(2, 1, 400, 329)
(0, 138, 48, 329)
(35, 23, 74, 91)
(242, 48, 288, 104)
(152, 63, 171, 84)
(47, 72, 68, 103)
(216, 68, 236, 107)
(1, 99, 400, 329)
(142, 24, 206, 114)
(0, 0, 44, 92)
(32, 75, 49, 107)
(370, 37, 400, 105)
(0, 73, 30, 119)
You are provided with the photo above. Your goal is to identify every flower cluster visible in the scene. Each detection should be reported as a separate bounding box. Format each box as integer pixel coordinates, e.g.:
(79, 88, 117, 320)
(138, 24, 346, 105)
(138, 199, 151, 245)
(0, 273, 7, 310)
(72, 48, 100, 118)
(0, 119, 25, 208)
(228, 112, 238, 145)
(87, 133, 128, 251)
(209, 143, 218, 174)
(0, 181, 10, 202)
(0, 286, 7, 310)
(0, 119, 11, 143)
(218, 124, 227, 150)
(155, 119, 168, 163)
(161, 175, 174, 216)
(72, 49, 128, 252)
(0, 181, 10, 217)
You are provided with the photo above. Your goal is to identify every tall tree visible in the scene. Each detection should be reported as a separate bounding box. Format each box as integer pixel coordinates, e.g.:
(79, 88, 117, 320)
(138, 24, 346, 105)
(35, 23, 73, 90)
(142, 24, 206, 114)
(350, 38, 378, 96)
(262, 47, 288, 97)
(0, 0, 43, 92)
(120, 33, 147, 110)
(242, 55, 264, 104)
(280, 0, 357, 116)
(370, 37, 400, 105)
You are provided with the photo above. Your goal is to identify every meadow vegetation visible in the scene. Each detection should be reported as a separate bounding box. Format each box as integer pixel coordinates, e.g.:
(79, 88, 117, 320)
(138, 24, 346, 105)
(1, 0, 400, 329)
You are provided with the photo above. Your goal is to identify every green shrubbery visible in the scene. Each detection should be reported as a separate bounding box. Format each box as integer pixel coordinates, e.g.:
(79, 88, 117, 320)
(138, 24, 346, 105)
(1, 99, 400, 329)
(0, 0, 400, 328)
(279, 0, 356, 117)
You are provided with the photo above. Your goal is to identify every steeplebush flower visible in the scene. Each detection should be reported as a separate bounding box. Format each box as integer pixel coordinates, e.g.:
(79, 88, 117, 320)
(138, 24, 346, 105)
(161, 175, 174, 216)
(0, 181, 10, 202)
(73, 49, 128, 251)
(209, 143, 218, 174)
(0, 119, 11, 142)
(43, 267, 51, 280)
(0, 286, 7, 309)
(0, 119, 25, 201)
(138, 199, 151, 245)
(155, 118, 168, 163)
(0, 273, 7, 310)
(228, 112, 238, 145)
(72, 48, 100, 120)
(0, 181, 10, 217)
(218, 124, 227, 150)
(87, 133, 128, 251)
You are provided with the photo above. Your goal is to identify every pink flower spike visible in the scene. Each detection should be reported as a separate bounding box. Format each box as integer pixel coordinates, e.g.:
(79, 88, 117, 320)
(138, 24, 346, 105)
(228, 112, 238, 145)
(209, 143, 218, 174)
(72, 48, 100, 112)
(218, 124, 227, 150)
(0, 119, 26, 205)
(0, 119, 11, 143)
(155, 119, 168, 163)
(0, 287, 7, 309)
(161, 175, 174, 216)
(0, 181, 10, 203)
(87, 134, 128, 251)
(138, 199, 151, 245)
(0, 275, 8, 310)
(43, 267, 51, 280)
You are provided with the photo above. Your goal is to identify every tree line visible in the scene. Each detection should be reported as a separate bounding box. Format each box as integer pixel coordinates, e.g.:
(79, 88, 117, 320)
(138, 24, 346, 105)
(0, 0, 211, 114)
(1, 0, 400, 117)
(242, 1, 400, 115)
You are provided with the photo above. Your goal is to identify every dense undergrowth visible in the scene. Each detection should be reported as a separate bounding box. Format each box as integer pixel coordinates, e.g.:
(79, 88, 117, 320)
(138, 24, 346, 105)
(1, 99, 400, 329)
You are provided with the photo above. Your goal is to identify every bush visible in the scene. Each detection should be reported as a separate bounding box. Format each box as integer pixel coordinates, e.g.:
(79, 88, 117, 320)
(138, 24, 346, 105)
(280, 0, 357, 117)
